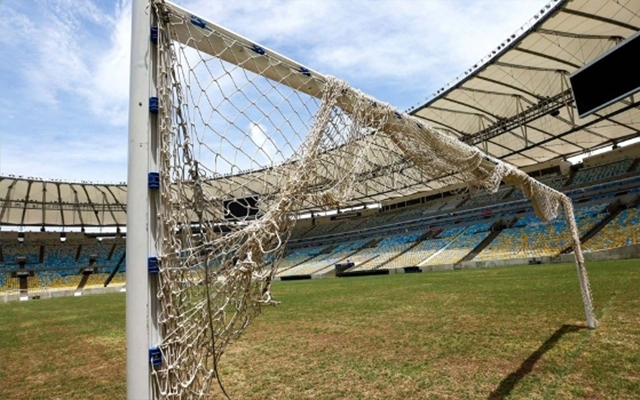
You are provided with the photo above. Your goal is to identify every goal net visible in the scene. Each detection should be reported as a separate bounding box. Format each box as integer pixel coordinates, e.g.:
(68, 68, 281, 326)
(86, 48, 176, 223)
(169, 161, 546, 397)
(137, 1, 597, 398)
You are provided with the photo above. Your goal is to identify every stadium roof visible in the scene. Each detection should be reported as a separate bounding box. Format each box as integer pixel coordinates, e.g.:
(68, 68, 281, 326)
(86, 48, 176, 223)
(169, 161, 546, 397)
(410, 0, 640, 169)
(0, 177, 126, 227)
(2, 0, 639, 227)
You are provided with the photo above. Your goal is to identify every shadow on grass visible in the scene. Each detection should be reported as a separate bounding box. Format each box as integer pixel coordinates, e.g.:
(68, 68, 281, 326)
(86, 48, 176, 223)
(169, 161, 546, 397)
(487, 324, 586, 400)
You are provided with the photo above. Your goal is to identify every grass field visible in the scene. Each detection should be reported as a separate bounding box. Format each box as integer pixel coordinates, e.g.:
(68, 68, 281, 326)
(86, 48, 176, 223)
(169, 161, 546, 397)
(1, 259, 639, 400)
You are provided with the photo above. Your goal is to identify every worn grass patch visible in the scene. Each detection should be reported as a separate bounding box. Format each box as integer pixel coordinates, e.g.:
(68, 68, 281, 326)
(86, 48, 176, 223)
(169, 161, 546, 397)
(1, 259, 639, 399)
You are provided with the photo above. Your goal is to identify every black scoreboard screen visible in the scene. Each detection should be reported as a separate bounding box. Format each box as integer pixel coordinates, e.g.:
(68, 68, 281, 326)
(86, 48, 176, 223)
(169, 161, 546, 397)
(570, 31, 640, 118)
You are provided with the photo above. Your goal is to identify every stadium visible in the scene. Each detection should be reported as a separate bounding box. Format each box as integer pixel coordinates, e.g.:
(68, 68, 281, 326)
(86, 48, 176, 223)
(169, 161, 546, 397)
(1, 0, 639, 399)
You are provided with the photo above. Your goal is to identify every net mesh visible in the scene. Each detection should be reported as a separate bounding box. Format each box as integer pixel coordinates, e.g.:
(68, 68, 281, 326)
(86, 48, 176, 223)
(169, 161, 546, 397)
(151, 1, 596, 398)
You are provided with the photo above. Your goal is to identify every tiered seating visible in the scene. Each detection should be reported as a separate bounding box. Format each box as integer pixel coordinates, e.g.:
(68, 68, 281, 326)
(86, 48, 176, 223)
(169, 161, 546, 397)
(349, 233, 423, 271)
(77, 242, 114, 265)
(328, 218, 369, 235)
(289, 225, 310, 239)
(279, 240, 367, 276)
(584, 206, 640, 251)
(36, 268, 84, 289)
(422, 223, 493, 265)
(385, 208, 431, 224)
(304, 222, 342, 238)
(44, 245, 77, 268)
(353, 213, 397, 230)
(385, 227, 466, 268)
(110, 243, 126, 264)
(508, 174, 566, 200)
(571, 159, 634, 186)
(476, 204, 608, 261)
(1, 238, 126, 293)
(277, 246, 325, 272)
(1, 241, 41, 267)
(439, 197, 465, 211)
(463, 188, 511, 209)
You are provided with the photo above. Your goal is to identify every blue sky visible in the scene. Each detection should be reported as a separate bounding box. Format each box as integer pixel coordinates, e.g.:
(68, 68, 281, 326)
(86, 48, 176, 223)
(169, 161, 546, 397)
(0, 0, 549, 183)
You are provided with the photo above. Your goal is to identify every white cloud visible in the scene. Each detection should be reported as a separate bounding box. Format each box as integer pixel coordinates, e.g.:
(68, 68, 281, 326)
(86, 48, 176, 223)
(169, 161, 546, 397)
(249, 123, 277, 166)
(0, 130, 126, 182)
(3, 0, 130, 123)
(82, 1, 131, 125)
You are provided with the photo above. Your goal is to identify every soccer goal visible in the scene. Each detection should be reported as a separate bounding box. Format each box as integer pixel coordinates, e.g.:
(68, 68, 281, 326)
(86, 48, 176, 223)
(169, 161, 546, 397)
(126, 1, 597, 398)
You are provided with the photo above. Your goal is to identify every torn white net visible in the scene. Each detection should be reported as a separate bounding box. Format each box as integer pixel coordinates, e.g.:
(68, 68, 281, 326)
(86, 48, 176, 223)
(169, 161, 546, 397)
(150, 1, 596, 398)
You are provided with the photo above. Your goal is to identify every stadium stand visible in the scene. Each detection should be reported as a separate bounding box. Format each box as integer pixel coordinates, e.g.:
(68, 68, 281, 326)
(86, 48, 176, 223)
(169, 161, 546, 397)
(421, 223, 493, 265)
(348, 232, 423, 271)
(584, 205, 640, 252)
(474, 203, 609, 261)
(271, 153, 640, 277)
(0, 233, 125, 294)
(460, 188, 512, 209)
(2, 154, 639, 291)
(570, 159, 634, 186)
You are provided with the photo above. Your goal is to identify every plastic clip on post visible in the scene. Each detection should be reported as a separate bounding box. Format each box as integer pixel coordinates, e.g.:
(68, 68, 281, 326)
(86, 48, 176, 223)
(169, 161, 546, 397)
(148, 172, 160, 189)
(298, 67, 311, 77)
(190, 15, 206, 29)
(150, 26, 158, 44)
(149, 347, 162, 367)
(148, 257, 159, 274)
(251, 44, 266, 55)
(149, 97, 159, 114)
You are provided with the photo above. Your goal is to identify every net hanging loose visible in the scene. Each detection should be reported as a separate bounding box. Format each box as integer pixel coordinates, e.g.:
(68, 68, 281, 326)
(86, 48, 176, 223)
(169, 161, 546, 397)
(150, 2, 596, 398)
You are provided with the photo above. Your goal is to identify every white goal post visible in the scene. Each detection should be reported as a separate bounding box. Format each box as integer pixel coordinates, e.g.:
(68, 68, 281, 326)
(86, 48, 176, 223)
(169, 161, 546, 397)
(126, 1, 597, 399)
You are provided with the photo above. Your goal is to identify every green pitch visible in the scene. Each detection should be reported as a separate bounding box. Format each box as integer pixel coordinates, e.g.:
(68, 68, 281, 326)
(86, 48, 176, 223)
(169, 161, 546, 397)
(1, 259, 639, 399)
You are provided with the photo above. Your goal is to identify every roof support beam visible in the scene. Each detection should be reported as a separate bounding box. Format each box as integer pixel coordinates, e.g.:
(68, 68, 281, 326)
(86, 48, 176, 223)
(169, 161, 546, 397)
(559, 8, 639, 32)
(428, 106, 491, 118)
(95, 187, 119, 227)
(19, 181, 33, 226)
(71, 186, 85, 227)
(513, 47, 582, 69)
(41, 182, 47, 227)
(104, 187, 127, 215)
(458, 86, 529, 98)
(518, 90, 608, 142)
(414, 116, 464, 138)
(440, 97, 501, 120)
(462, 90, 572, 145)
(536, 28, 625, 41)
(493, 61, 569, 74)
(475, 75, 542, 100)
(413, 114, 540, 164)
(498, 99, 640, 160)
(57, 183, 65, 226)
(81, 184, 102, 226)
(0, 179, 17, 223)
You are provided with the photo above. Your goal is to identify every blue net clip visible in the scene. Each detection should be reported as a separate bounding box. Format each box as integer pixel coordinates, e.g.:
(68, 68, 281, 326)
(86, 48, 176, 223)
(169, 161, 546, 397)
(298, 67, 311, 77)
(149, 97, 159, 114)
(150, 26, 158, 44)
(148, 257, 159, 274)
(416, 122, 423, 130)
(148, 172, 160, 189)
(394, 111, 402, 120)
(190, 15, 206, 29)
(251, 44, 265, 55)
(149, 347, 162, 367)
